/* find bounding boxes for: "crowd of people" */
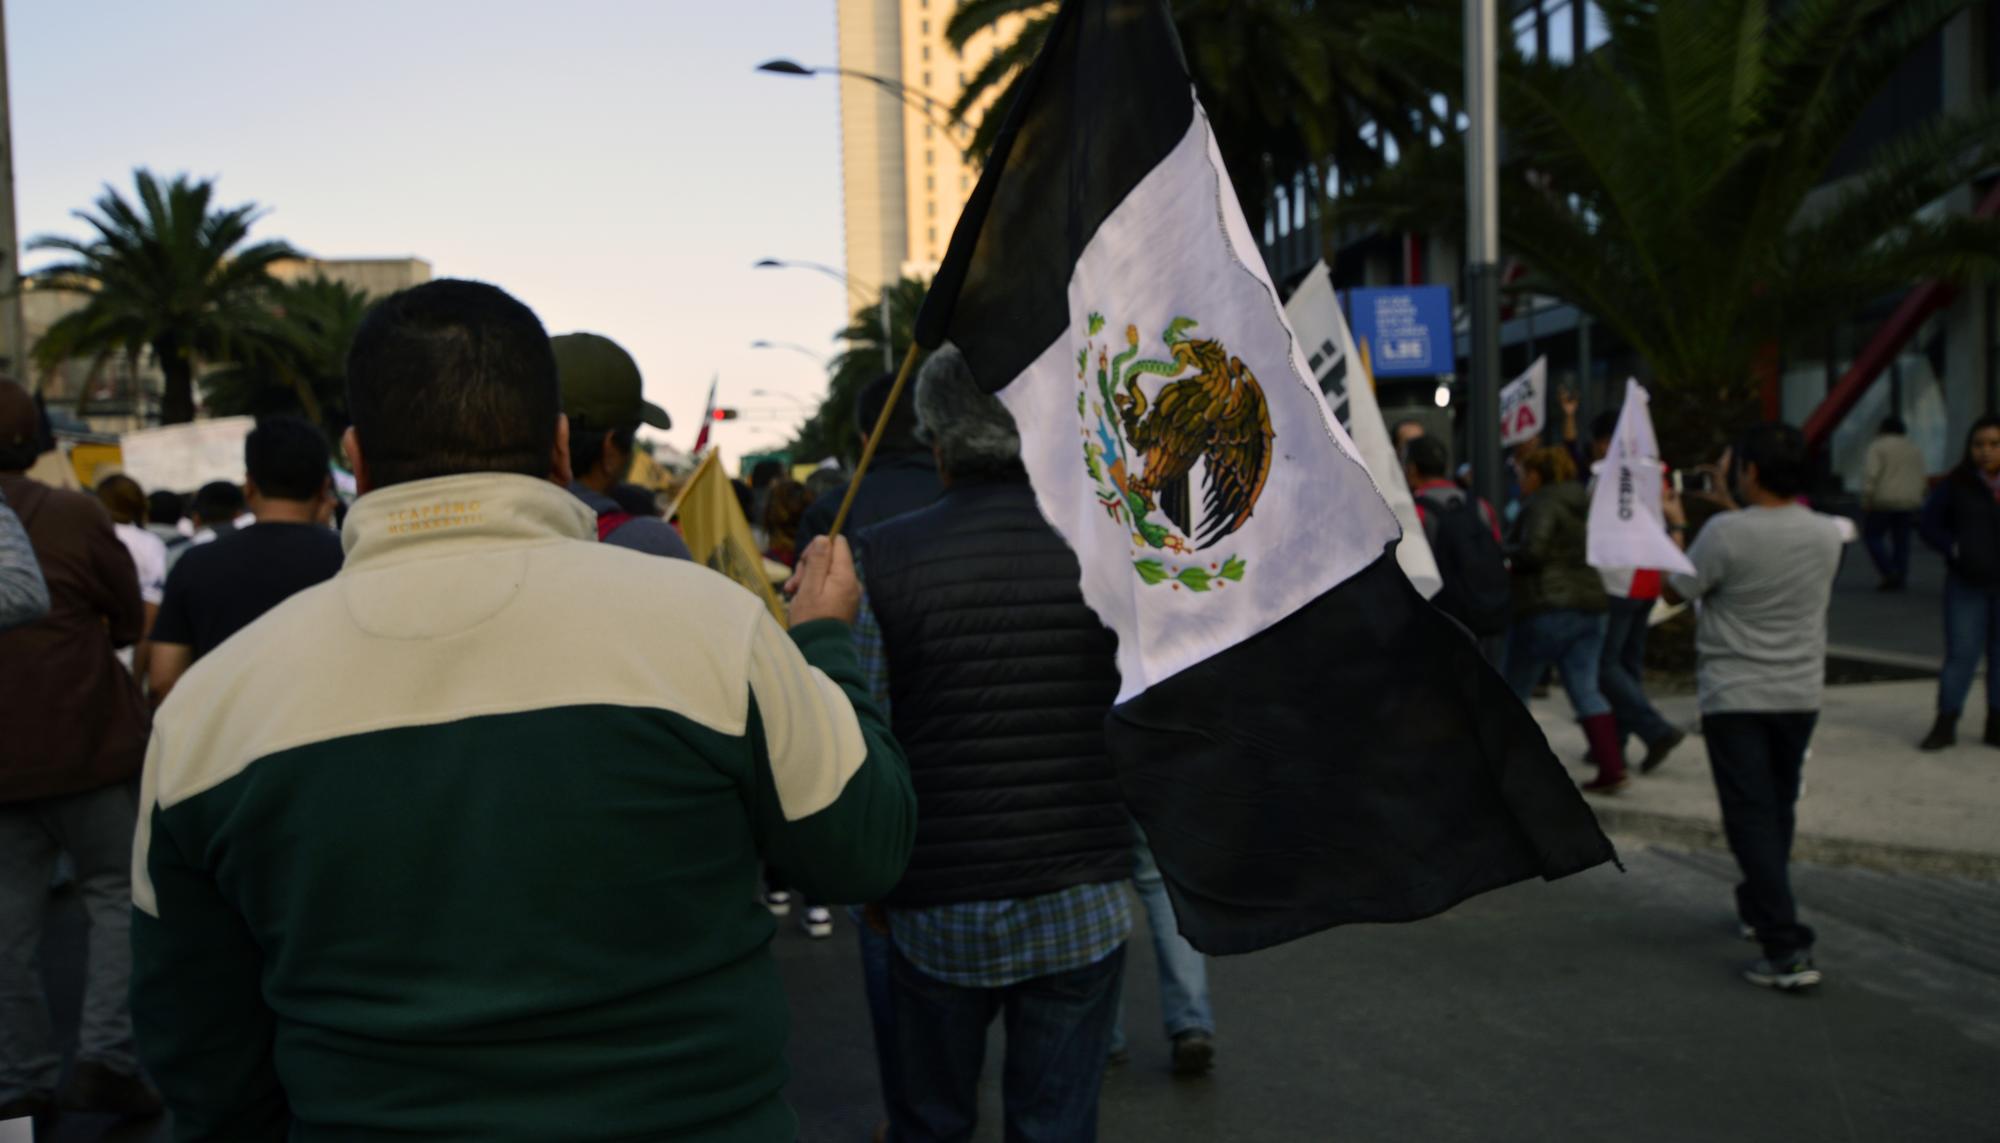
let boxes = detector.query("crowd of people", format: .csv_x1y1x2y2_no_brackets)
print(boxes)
0,272,1977,1136
0,279,1220,1141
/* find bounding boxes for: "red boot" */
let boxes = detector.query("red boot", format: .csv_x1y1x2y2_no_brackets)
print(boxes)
1580,713,1630,795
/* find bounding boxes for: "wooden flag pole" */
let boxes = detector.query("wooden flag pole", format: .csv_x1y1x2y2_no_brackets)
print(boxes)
828,339,924,541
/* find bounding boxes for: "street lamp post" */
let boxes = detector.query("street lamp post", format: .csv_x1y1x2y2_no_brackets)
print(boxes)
1463,0,1504,514
750,339,832,366
756,58,968,140
754,257,893,371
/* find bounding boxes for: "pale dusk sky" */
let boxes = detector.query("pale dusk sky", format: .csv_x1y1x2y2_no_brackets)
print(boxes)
10,0,859,463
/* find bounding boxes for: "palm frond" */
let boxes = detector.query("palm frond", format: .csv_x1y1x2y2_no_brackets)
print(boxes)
944,0,1052,51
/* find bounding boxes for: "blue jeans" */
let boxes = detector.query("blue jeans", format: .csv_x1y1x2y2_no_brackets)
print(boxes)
1939,574,2000,717
1862,511,1914,582
1503,609,1611,719
888,944,1125,1143
1110,837,1211,1054
1598,596,1676,747
857,920,902,1118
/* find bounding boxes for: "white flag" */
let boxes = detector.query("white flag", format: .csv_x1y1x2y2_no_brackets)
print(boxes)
1283,263,1443,600
1587,379,1695,576
1500,357,1548,447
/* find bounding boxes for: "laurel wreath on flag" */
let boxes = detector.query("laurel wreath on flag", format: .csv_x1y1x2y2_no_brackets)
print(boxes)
1076,312,1247,593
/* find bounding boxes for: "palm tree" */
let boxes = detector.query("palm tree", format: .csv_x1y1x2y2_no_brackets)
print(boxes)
29,170,299,424
788,278,931,464
943,0,1453,237
201,276,373,434
1351,0,2000,455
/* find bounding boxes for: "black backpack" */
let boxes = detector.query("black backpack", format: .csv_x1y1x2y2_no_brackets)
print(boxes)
1418,490,1513,637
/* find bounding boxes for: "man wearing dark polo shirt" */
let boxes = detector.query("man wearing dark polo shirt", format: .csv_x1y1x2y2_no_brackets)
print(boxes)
149,416,342,701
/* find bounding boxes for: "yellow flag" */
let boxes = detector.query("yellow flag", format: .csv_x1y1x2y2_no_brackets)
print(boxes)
669,451,787,623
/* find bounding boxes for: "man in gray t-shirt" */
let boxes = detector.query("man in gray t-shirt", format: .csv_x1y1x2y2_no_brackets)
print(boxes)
1666,424,1845,994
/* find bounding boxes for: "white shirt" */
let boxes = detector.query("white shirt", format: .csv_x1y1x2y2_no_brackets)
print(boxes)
114,522,168,606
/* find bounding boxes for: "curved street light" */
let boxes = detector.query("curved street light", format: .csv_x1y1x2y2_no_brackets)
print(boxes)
755,57,969,139
751,388,812,409
754,257,893,370
751,340,831,366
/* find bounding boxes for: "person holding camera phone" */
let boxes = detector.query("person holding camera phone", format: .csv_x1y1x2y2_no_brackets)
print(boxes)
1662,425,1844,992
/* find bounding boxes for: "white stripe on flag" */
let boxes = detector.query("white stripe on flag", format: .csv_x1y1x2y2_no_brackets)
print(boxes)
996,108,1402,704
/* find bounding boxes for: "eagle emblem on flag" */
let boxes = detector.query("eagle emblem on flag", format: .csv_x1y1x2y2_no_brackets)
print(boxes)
1077,313,1273,591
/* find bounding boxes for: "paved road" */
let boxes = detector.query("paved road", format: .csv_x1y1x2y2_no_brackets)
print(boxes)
1829,539,1945,667
33,840,1999,1142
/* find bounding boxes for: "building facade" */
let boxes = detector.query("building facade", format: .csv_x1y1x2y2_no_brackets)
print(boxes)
834,0,1023,299
270,256,431,299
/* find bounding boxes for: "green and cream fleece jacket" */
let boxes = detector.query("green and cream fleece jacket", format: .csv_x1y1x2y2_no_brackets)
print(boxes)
131,473,915,1142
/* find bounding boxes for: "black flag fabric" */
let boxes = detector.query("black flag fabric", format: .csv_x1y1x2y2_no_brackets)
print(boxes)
913,0,1615,954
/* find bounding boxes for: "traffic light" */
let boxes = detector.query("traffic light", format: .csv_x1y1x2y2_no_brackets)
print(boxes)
711,408,739,421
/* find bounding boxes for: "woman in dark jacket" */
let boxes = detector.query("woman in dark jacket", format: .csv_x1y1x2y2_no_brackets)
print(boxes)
1504,445,1625,792
1917,414,2000,750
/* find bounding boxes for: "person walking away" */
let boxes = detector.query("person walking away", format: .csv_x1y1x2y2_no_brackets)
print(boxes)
551,332,691,559
762,479,811,568
129,280,914,1140
1583,411,1687,773
1863,417,1928,591
1403,435,1510,662
0,486,49,630
747,459,784,549
857,347,1132,1143
1108,829,1215,1077
144,491,192,572
1664,424,1843,990
0,379,159,1119
186,480,248,545
761,471,837,939
1917,415,2000,750
146,416,344,704
1503,446,1625,793
1390,417,1427,452
796,371,944,554
95,475,167,678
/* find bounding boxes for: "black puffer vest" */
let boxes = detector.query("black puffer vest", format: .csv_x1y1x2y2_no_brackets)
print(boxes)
860,480,1133,908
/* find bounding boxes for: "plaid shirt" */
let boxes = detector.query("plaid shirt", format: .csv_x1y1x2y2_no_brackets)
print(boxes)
852,564,1132,988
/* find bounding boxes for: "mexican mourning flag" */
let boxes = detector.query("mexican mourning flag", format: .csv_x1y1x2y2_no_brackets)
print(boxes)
912,0,1614,954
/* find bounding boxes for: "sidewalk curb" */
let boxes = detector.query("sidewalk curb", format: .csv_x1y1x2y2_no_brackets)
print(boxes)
1591,803,2000,881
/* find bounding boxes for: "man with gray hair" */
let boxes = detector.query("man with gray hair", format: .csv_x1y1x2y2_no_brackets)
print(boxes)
851,345,1133,1142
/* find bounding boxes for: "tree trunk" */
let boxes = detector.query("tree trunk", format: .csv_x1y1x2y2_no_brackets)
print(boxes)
156,339,194,425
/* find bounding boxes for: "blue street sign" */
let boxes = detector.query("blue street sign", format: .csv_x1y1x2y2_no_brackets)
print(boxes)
1345,286,1454,377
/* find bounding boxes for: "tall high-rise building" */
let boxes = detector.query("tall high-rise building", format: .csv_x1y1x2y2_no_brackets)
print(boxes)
834,0,1023,307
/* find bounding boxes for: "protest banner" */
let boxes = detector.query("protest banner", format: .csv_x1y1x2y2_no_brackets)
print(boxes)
1284,261,1442,599
1500,357,1548,447
120,417,255,493
1587,379,1695,577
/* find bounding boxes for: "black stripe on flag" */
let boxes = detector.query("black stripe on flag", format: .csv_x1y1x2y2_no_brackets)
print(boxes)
915,0,1193,391
1110,556,1616,954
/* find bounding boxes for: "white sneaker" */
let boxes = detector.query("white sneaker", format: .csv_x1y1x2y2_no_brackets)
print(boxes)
763,890,793,917
801,907,834,939
1744,955,1823,991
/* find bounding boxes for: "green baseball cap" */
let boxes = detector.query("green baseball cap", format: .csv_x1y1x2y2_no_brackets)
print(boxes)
551,332,671,431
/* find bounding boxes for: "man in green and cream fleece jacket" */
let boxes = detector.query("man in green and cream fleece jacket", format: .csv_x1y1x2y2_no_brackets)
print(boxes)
130,279,916,1141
